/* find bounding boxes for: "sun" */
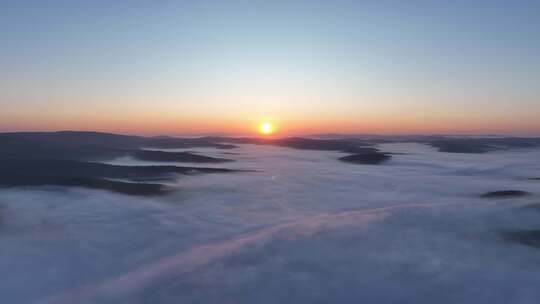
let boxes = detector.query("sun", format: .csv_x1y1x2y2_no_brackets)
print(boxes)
258,122,274,135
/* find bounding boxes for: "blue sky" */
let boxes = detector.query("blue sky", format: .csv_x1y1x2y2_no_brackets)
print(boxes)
1,0,539,135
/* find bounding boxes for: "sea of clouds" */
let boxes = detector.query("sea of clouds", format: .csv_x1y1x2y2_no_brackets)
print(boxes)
1,143,540,303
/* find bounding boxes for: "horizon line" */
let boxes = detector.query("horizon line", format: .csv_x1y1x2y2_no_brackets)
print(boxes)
2,129,540,139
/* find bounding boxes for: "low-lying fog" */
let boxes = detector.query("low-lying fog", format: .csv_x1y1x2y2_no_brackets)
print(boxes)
2,143,540,303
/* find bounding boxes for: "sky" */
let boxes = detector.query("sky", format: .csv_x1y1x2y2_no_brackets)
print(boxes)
1,0,539,136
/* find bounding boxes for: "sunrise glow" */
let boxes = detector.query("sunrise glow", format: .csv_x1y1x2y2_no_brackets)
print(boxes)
258,122,274,135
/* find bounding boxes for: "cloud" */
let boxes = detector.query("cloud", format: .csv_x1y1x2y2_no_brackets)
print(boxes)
2,143,540,303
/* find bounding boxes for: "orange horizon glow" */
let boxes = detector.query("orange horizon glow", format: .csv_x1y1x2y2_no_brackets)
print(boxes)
1,114,540,137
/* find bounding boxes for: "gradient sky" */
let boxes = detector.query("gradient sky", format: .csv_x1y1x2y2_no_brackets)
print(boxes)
1,0,540,136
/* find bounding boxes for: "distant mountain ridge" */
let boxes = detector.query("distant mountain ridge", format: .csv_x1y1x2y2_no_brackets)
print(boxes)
2,131,540,195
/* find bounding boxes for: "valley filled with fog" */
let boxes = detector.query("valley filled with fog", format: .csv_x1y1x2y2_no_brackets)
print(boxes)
2,143,540,303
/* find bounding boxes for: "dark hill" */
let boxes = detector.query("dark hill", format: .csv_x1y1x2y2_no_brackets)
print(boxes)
500,230,540,248
481,190,531,198
428,137,540,154
131,150,233,163
0,159,236,196
0,131,237,161
339,152,391,165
